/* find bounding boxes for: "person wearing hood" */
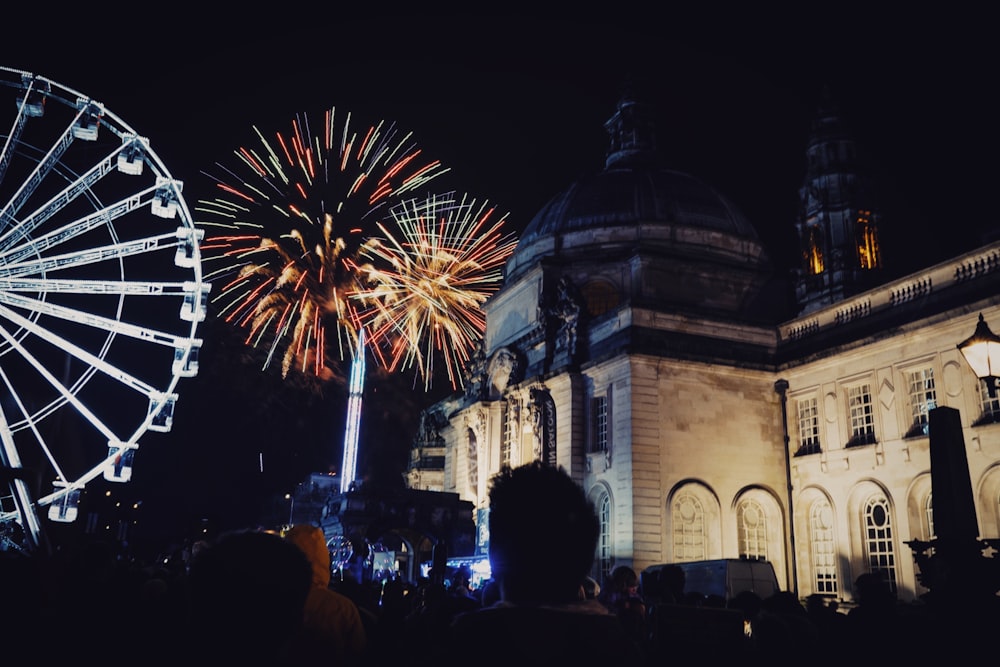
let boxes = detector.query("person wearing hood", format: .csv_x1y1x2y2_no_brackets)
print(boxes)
284,524,368,665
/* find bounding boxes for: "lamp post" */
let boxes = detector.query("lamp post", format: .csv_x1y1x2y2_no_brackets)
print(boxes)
907,313,1000,616
957,313,1000,398
285,493,295,526
774,378,799,594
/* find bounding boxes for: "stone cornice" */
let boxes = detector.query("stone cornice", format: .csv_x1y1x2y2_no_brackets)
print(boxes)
780,241,1000,344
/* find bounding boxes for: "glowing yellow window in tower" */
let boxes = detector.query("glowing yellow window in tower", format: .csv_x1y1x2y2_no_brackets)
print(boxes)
856,210,881,270
805,225,824,274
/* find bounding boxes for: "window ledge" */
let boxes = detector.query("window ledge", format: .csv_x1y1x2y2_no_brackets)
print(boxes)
973,413,1000,427
845,434,878,448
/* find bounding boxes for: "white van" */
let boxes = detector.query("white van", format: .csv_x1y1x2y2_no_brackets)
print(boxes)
642,558,780,602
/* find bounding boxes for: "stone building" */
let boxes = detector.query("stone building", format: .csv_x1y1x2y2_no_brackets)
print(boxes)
410,86,1000,604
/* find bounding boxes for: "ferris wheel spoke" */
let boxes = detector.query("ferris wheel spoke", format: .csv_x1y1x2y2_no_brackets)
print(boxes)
0,365,71,494
0,101,95,232
0,188,157,265
0,74,53,187
0,230,181,278
0,328,172,492
0,289,198,351
0,276,192,296
0,143,150,255
0,84,37,187
0,321,120,444
30,382,176,509
0,390,46,544
0,303,160,397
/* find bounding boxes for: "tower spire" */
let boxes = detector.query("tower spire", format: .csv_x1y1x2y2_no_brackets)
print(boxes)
793,86,883,314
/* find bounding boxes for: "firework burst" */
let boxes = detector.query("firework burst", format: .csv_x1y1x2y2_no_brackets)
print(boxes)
196,108,450,381
356,193,518,390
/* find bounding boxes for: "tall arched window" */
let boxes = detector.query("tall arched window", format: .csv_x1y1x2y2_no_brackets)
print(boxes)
672,493,706,561
597,493,612,585
863,493,898,593
810,499,838,595
806,225,825,274
924,493,935,540
856,210,881,270
737,498,767,561
501,402,515,468
466,428,478,496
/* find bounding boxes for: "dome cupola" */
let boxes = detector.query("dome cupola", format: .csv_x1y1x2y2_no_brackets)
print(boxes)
504,88,772,318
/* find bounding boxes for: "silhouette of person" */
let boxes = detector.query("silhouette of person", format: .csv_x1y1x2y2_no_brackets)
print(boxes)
447,564,482,614
599,565,648,651
184,529,313,666
804,593,848,643
284,524,368,666
728,589,788,659
441,462,644,666
761,590,820,653
846,572,904,660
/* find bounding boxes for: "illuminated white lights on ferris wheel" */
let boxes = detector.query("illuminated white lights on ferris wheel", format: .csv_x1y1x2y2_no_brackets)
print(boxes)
0,66,208,553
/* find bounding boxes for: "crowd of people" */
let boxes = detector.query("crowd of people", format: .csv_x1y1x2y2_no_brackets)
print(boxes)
3,461,997,665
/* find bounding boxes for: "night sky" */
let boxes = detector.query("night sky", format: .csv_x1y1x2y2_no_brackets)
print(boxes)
3,7,996,546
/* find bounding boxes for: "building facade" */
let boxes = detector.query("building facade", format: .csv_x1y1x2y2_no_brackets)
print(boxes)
411,88,1000,604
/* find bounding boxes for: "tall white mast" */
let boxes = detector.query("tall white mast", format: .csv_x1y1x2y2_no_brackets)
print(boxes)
340,330,365,492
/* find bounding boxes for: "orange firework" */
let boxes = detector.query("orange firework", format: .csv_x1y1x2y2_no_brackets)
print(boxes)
355,193,517,390
196,108,450,381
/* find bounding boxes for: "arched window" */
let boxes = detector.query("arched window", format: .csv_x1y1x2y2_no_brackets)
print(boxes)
809,499,838,595
925,493,935,540
672,493,706,561
501,402,515,468
466,428,478,496
856,210,881,270
597,493,612,584
805,225,825,274
863,493,897,594
737,498,767,561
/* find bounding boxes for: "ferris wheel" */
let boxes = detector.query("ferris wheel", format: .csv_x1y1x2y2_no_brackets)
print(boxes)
0,66,209,553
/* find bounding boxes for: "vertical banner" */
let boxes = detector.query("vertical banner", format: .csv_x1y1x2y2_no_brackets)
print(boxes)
476,507,490,555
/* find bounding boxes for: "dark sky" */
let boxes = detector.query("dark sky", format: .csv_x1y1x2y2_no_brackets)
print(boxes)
4,8,997,544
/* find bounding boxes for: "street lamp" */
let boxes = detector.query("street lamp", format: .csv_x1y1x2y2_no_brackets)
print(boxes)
957,312,1000,398
907,313,1000,615
284,493,295,526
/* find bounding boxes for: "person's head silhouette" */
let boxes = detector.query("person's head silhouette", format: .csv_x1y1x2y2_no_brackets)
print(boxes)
487,461,599,605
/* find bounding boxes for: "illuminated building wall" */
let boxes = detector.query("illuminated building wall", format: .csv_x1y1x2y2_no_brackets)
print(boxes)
414,89,1000,605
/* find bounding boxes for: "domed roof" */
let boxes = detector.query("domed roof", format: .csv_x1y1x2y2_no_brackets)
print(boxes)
505,93,769,280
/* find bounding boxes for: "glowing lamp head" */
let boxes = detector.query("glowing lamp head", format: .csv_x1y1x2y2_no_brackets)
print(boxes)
957,313,1000,398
